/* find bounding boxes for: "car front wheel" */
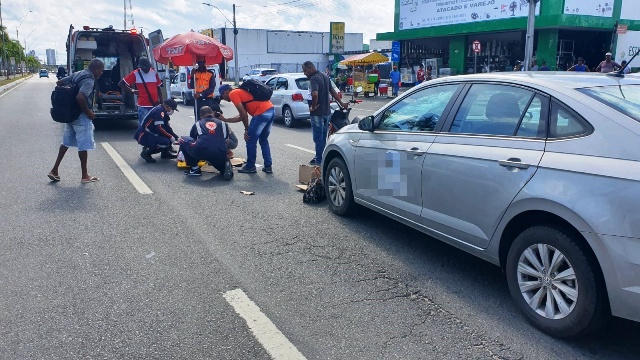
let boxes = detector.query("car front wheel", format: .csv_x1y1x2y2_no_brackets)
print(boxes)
283,106,295,128
324,157,356,216
505,225,609,338
182,93,188,105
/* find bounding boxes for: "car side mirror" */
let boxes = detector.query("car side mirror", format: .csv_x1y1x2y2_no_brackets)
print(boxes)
358,115,374,131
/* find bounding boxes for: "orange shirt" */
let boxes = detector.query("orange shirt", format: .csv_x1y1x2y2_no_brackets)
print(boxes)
229,89,273,116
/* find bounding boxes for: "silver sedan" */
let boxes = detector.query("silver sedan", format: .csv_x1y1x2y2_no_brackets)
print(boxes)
322,72,640,338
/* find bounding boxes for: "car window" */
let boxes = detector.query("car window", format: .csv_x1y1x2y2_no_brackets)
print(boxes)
515,95,547,138
578,85,640,123
295,78,310,90
378,84,459,132
180,73,186,82
276,77,288,90
549,101,589,138
450,84,534,136
265,77,277,89
262,70,278,76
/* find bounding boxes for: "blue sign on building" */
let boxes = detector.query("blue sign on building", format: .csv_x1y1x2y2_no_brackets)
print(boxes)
391,41,401,62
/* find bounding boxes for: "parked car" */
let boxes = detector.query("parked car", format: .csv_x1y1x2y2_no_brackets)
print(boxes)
39,69,49,78
243,68,278,83
322,72,640,338
170,64,221,105
264,73,342,127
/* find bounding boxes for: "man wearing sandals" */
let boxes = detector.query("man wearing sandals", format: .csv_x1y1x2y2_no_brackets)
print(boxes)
48,59,104,184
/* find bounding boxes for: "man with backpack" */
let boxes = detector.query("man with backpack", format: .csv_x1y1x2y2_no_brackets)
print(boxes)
179,106,234,180
118,57,162,127
302,61,348,166
218,82,274,174
48,59,104,184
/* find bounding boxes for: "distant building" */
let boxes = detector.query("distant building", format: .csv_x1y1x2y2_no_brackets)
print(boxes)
46,49,56,66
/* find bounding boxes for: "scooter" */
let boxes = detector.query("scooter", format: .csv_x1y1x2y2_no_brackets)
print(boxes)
327,86,363,140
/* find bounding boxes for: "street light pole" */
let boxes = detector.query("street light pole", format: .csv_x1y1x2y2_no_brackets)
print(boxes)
202,2,239,85
16,10,32,59
523,0,539,71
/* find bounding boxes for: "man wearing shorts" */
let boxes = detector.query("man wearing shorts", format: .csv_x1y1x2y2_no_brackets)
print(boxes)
48,59,104,184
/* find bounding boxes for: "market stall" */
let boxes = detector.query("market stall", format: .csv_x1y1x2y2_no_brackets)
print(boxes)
339,52,389,97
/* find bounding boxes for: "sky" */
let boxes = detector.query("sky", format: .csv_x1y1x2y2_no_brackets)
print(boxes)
1,0,395,65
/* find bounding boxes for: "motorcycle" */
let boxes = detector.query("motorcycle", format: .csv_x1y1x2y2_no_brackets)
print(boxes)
328,86,363,140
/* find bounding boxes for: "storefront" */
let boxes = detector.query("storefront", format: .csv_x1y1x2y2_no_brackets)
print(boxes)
378,0,640,79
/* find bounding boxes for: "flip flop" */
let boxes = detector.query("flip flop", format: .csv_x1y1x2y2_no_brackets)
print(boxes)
47,173,60,182
80,176,100,184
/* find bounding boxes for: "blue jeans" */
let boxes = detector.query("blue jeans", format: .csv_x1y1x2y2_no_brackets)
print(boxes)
311,114,330,162
392,83,400,96
138,106,153,127
246,108,275,168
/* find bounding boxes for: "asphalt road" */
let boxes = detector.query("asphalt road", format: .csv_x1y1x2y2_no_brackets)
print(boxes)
0,76,638,359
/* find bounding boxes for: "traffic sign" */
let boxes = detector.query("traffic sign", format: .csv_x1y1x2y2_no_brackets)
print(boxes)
473,40,481,53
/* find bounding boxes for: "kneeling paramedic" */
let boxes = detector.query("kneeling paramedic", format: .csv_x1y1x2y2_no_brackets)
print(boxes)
179,106,234,180
135,99,180,163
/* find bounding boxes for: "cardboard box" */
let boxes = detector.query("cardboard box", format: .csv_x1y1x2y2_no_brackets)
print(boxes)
298,165,319,184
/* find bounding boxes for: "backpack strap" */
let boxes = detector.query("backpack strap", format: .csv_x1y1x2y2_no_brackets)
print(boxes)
137,69,160,106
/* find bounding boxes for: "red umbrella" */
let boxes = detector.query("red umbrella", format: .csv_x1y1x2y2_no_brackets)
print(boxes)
153,31,234,66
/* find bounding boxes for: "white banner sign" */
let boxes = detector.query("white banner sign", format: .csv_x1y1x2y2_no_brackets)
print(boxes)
616,31,640,67
563,0,613,17
621,0,640,21
399,0,539,30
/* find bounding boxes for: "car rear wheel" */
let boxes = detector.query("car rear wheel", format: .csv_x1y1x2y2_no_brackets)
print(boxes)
325,158,356,216
283,106,295,128
506,225,609,338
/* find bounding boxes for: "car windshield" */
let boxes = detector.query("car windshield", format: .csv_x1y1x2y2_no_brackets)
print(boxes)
262,70,277,76
578,85,640,122
295,78,309,90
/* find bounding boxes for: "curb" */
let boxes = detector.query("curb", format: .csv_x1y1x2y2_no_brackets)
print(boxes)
0,75,33,94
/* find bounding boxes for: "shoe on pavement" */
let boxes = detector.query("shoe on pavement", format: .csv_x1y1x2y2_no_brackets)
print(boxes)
168,145,178,154
140,148,156,163
262,166,272,174
237,165,257,173
309,159,320,166
161,151,178,159
222,160,234,180
184,168,202,176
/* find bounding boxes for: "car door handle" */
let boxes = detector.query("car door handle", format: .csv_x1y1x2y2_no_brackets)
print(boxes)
499,158,530,169
406,147,426,156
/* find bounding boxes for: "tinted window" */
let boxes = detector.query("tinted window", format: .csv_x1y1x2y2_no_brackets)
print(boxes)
276,77,288,90
450,84,535,136
578,85,640,122
295,78,310,90
515,95,547,138
378,84,458,132
262,70,278,76
265,77,277,89
180,73,186,82
549,101,589,138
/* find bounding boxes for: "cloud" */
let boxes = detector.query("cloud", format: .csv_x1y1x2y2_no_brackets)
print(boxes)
7,0,394,63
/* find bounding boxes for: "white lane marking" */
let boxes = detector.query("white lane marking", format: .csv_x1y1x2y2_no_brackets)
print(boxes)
284,144,315,155
0,79,29,98
101,142,153,194
223,289,306,360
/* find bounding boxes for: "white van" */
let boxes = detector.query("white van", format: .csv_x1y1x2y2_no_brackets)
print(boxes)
170,64,221,105
65,25,164,120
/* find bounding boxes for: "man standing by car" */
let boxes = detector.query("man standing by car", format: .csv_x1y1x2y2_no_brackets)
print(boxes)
119,57,162,127
48,59,104,184
303,61,348,166
596,52,621,73
190,57,220,121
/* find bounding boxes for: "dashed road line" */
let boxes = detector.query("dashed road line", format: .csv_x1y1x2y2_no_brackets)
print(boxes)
101,142,153,194
284,144,315,154
223,288,306,360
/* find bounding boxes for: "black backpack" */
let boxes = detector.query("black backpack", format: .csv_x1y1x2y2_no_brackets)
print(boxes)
303,177,326,204
50,75,89,123
239,79,273,102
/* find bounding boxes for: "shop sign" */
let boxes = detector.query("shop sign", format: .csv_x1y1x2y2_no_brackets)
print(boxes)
473,40,481,53
391,41,401,62
616,31,640,67
621,0,640,21
398,0,539,30
563,0,613,17
330,22,345,54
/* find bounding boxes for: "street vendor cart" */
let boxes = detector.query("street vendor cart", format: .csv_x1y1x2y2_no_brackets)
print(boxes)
339,52,389,98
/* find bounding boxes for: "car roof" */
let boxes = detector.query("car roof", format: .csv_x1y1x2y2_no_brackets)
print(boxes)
433,72,640,91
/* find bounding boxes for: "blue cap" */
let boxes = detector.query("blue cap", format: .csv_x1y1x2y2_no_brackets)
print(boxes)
219,84,232,96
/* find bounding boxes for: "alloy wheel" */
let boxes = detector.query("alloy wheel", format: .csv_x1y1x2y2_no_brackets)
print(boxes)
328,166,346,206
517,244,579,320
283,108,293,127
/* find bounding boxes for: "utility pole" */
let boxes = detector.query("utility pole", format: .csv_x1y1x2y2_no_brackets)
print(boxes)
523,0,539,71
233,4,238,85
124,0,126,29
0,0,7,78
